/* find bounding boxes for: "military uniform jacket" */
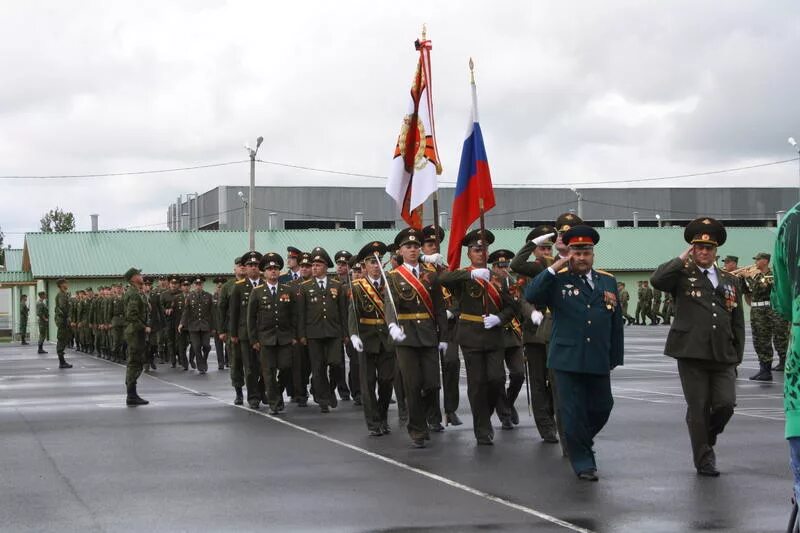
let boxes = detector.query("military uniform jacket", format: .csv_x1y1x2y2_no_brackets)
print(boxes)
510,241,551,279
651,258,744,364
501,278,524,348
744,269,774,303
297,278,348,340
217,279,237,336
173,292,189,331
525,267,624,375
180,290,214,332
55,292,70,328
229,278,260,341
110,296,125,327
247,283,296,346
148,290,165,333
36,301,47,326
20,302,29,322
383,265,447,348
439,269,516,350
652,288,662,307
160,289,181,326
348,278,392,353
123,287,148,334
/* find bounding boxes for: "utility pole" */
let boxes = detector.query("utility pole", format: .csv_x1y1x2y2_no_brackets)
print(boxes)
789,137,800,201
244,136,263,250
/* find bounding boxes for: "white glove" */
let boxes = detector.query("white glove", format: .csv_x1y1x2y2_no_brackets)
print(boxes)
438,342,448,353
421,253,445,266
388,323,406,342
530,310,544,325
446,309,454,320
483,314,501,329
350,335,364,352
470,268,491,282
532,232,556,246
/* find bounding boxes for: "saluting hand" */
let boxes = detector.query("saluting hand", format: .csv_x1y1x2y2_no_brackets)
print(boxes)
550,251,572,272
679,245,693,262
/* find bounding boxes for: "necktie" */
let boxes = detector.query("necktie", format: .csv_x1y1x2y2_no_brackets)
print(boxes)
413,267,418,278
319,281,325,290
703,269,709,277
293,273,298,280
271,286,276,297
374,281,380,291
580,274,588,285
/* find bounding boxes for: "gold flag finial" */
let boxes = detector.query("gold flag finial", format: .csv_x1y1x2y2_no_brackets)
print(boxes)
469,57,475,84
421,24,427,40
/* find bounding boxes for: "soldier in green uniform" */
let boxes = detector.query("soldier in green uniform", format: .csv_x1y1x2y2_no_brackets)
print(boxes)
230,251,267,409
661,292,673,325
419,224,462,428
440,230,516,445
618,283,634,325
349,241,396,436
212,277,228,370
109,285,126,363
248,253,297,415
147,278,165,366
651,287,662,325
69,290,80,350
745,252,790,379
36,292,48,353
633,281,644,325
488,249,526,431
383,228,448,448
19,294,29,345
54,279,74,369
511,224,560,444
123,268,150,406
160,277,180,367
297,247,349,413
278,247,303,284
218,257,246,403
651,217,744,476
180,276,214,374
332,250,356,403
290,253,313,406
526,225,624,480
640,281,654,325
176,280,192,369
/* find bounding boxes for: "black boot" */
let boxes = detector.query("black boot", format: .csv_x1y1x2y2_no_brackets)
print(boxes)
749,362,773,382
126,384,149,406
773,357,786,372
234,387,244,405
58,355,73,369
38,343,48,354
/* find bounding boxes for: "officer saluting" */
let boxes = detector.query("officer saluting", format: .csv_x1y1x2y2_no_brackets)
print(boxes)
525,225,624,481
248,253,297,415
651,217,744,477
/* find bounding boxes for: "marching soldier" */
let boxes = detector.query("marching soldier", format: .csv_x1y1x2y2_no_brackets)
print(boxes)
141,281,157,370
290,253,313,406
419,224,461,429
633,281,644,325
651,287,662,325
55,280,73,369
230,251,267,409
525,225,624,480
618,282,634,325
349,241,395,436
160,277,181,368
488,249,526,431
212,277,228,370
440,230,516,445
279,247,304,284
148,278,165,365
248,253,297,415
510,224,560,444
180,276,214,374
19,294,29,345
218,257,246,404
745,252,790,379
651,217,744,476
109,285,126,363
68,290,79,350
176,280,192,369
383,228,448,448
36,292,48,354
123,268,150,406
661,292,673,325
640,281,654,325
333,250,357,404
297,247,348,413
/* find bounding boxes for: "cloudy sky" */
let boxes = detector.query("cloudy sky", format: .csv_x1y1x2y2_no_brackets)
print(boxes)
1,1,799,247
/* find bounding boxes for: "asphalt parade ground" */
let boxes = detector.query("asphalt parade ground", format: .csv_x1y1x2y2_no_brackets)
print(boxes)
0,326,791,533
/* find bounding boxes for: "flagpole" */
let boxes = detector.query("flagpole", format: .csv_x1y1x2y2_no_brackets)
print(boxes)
471,58,490,316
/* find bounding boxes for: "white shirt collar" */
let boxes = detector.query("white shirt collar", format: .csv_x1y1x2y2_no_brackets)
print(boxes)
369,276,382,285
402,263,419,274
248,277,260,285
267,281,278,290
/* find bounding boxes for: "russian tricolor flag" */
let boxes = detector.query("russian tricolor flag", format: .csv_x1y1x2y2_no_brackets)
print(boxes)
447,75,496,270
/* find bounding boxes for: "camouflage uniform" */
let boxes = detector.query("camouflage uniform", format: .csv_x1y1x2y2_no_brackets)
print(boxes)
746,269,790,366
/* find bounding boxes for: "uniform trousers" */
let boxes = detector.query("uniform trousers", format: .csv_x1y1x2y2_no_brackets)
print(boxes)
213,333,226,369
125,329,146,388
189,330,211,372
751,307,790,364
427,342,460,424
229,340,244,389
395,346,440,441
309,337,342,408
176,329,190,368
554,370,613,475
499,344,525,421
524,342,558,438
57,325,70,357
259,344,293,409
240,341,264,403
292,343,311,401
358,348,395,431
462,347,506,440
676,358,736,469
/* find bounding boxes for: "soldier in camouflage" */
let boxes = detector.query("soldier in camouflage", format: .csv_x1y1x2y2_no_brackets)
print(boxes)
746,252,790,380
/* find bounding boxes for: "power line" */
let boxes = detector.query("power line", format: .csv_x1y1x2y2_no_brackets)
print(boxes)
582,198,783,218
0,160,249,180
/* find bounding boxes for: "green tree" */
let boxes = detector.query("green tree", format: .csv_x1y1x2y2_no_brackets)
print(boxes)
40,207,75,233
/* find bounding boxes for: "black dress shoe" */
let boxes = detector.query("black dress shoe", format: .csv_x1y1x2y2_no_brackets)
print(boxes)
445,412,463,426
697,464,720,477
411,439,426,449
501,417,514,430
428,422,445,432
59,361,73,369
353,397,362,406
510,407,519,425
190,359,196,369
320,405,330,413
542,432,559,444
577,470,599,482
369,429,383,437
380,422,391,435
340,393,351,401
330,395,338,408
248,401,260,410
38,349,48,354
126,396,149,406
269,407,280,415
298,398,308,407
476,437,494,446
218,366,225,371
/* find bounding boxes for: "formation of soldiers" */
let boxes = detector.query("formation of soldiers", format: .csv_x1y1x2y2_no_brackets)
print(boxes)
35,211,787,481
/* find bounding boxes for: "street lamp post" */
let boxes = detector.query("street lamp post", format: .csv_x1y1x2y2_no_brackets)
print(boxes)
570,188,583,219
789,137,799,201
245,136,264,250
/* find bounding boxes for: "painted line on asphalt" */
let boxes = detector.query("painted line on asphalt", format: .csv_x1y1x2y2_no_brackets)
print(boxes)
85,353,593,533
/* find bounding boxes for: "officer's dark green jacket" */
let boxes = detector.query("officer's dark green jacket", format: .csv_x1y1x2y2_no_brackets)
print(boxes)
247,283,296,346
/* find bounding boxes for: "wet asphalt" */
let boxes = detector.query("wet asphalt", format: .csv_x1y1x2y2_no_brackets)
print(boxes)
0,326,792,533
